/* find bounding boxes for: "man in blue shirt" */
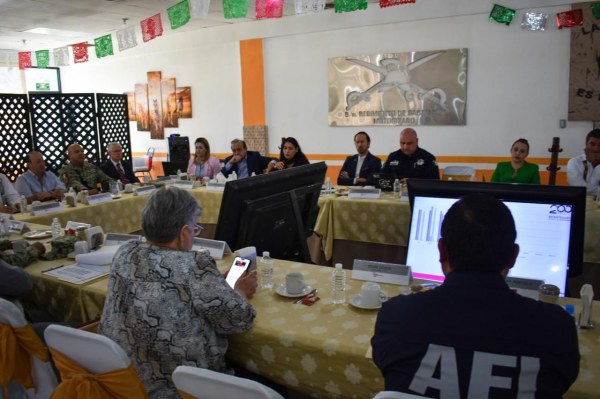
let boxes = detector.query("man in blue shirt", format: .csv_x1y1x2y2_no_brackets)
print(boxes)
372,193,579,399
16,151,66,203
221,139,274,179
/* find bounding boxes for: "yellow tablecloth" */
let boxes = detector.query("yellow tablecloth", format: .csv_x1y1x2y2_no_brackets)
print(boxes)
23,253,600,399
14,189,223,234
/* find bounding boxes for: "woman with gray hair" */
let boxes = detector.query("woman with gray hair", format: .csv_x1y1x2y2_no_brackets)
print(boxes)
99,186,257,398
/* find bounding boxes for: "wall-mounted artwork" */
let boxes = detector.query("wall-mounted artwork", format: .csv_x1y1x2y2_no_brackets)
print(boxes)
176,87,192,118
161,77,178,128
147,71,164,139
134,84,149,131
129,72,192,139
125,92,136,121
328,48,468,126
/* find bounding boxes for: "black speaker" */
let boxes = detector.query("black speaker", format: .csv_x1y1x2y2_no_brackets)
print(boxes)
168,136,190,164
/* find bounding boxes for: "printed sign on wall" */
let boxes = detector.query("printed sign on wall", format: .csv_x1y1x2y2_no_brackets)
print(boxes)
328,48,468,126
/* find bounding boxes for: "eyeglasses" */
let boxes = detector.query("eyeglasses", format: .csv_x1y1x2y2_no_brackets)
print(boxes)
189,223,205,236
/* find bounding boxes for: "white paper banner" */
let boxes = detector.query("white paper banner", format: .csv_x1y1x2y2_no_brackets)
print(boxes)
117,25,138,52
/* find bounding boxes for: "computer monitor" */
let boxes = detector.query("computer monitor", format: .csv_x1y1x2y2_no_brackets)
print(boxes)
215,162,327,262
161,161,188,177
406,180,586,296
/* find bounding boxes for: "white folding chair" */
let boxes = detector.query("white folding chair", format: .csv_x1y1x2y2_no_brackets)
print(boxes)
43,324,147,398
442,165,476,181
172,365,285,399
373,391,434,399
0,298,57,399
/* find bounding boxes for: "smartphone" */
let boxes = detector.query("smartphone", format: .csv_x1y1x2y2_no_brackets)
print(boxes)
225,256,252,288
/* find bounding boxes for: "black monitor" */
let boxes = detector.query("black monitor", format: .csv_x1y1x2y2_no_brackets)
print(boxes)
215,162,328,262
161,161,188,176
406,180,586,296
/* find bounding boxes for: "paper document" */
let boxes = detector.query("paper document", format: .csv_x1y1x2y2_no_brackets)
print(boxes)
44,262,109,284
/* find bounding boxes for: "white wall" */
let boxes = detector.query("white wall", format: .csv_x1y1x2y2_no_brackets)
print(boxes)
59,0,593,164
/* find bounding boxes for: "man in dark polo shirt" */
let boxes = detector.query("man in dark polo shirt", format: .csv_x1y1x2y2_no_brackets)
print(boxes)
381,128,439,182
372,193,579,399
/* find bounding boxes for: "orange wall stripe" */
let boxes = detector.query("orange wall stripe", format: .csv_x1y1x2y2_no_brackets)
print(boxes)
239,39,266,126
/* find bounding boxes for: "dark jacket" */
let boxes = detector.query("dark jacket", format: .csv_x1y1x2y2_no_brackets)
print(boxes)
100,159,139,184
337,152,382,186
221,151,274,178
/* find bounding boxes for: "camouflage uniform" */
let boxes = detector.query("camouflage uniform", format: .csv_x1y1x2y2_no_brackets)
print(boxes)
0,240,43,268
58,161,113,192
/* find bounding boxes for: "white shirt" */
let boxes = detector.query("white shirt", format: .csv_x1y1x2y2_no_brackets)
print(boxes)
0,174,20,206
567,153,600,195
354,155,366,185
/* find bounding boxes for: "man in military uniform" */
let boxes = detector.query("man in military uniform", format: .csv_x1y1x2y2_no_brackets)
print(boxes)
58,144,113,194
382,128,440,182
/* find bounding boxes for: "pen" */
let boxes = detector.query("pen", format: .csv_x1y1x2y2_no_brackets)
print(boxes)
42,264,65,273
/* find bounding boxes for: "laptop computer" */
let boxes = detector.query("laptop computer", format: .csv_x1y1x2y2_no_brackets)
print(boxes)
161,161,188,177
372,173,397,191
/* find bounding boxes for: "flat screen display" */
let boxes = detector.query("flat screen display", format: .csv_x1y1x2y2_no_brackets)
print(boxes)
406,180,586,296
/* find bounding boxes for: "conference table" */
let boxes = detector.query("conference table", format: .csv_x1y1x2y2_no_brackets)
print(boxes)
18,240,600,399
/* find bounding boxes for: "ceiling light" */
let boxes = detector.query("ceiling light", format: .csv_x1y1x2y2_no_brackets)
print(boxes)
22,28,89,38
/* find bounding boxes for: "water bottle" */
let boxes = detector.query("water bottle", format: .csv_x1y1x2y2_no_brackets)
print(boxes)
259,251,274,289
331,263,346,304
19,195,28,214
51,217,62,238
324,177,332,195
393,179,401,199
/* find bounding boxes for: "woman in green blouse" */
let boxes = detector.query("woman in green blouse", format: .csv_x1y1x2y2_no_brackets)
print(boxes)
491,138,540,184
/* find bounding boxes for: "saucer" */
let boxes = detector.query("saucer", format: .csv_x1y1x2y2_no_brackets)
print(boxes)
349,293,386,310
275,284,313,298
23,230,52,239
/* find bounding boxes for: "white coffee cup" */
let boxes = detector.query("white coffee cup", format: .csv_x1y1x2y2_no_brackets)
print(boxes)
202,176,210,186
285,272,306,295
124,183,133,193
359,282,384,308
74,241,90,256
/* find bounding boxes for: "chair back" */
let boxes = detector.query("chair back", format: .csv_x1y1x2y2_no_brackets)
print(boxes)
132,156,150,173
172,366,285,399
0,298,58,399
44,325,147,398
44,325,131,374
442,165,476,181
373,391,434,399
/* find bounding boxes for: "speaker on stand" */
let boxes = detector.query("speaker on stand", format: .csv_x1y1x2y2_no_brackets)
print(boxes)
168,135,190,164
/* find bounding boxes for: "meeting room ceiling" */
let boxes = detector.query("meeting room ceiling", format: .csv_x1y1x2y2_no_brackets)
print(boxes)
0,0,346,52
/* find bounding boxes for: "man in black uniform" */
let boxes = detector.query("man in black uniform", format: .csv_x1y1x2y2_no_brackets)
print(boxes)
381,128,439,182
372,193,579,399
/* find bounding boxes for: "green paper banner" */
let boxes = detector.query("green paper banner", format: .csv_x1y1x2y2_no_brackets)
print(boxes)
489,4,515,25
334,0,367,13
168,0,191,29
591,2,600,19
95,34,114,58
35,50,50,68
223,0,248,18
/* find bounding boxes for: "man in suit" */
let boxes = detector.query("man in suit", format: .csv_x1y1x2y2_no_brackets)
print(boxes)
338,131,382,186
100,142,139,184
221,139,274,179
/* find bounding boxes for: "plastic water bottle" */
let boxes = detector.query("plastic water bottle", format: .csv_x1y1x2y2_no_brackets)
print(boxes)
51,217,62,238
331,263,346,304
324,177,332,195
259,251,274,289
393,179,401,199
19,195,27,214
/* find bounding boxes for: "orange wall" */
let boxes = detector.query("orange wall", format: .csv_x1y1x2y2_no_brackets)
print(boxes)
239,39,266,126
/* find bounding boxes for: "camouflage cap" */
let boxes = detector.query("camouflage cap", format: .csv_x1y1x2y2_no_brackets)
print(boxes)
41,235,80,260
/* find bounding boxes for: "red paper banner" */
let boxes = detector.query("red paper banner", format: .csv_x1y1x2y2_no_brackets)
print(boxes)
380,0,415,8
556,9,584,28
18,52,32,69
72,42,89,63
256,0,284,18
141,13,164,42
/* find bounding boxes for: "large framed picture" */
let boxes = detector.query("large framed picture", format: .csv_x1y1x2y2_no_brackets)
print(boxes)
328,48,468,126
